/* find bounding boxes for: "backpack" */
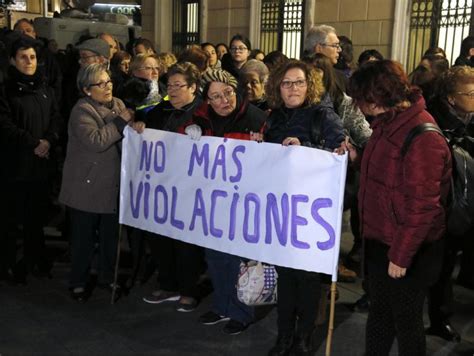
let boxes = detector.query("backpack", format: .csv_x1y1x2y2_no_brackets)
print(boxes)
401,123,474,237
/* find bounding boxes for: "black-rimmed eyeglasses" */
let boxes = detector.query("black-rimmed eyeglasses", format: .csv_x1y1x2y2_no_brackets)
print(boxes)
89,80,113,89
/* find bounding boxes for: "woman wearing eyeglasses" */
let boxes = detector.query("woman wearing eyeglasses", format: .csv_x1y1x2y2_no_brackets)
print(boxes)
221,34,251,79
140,62,204,311
264,60,345,356
188,69,267,335
60,64,143,302
426,65,474,342
118,53,164,121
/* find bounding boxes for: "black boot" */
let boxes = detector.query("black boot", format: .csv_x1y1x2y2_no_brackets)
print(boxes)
291,332,313,356
267,333,294,356
426,322,461,343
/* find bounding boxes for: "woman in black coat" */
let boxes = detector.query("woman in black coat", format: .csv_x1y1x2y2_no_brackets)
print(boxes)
0,35,61,282
264,60,345,356
140,62,204,311
426,65,474,342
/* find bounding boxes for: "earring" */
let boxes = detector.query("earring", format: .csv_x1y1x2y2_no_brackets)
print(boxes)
87,92,91,96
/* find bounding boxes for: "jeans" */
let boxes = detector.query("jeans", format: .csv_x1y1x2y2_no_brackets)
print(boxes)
205,249,254,324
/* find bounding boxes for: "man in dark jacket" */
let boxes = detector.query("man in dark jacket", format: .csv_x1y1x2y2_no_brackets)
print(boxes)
304,24,347,91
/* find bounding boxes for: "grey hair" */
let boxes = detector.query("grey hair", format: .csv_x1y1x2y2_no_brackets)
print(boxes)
76,63,109,94
304,25,337,52
241,59,270,83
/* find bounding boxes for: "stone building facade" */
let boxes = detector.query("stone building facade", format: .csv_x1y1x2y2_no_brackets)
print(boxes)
142,0,400,65
8,0,471,70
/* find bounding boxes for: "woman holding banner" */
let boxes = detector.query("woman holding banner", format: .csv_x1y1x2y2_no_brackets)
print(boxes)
60,64,143,302
141,62,204,311
188,68,267,335
263,60,345,356
344,60,451,355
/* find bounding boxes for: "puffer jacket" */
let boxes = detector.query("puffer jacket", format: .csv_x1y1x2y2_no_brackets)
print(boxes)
264,94,345,150
59,96,128,214
359,95,452,268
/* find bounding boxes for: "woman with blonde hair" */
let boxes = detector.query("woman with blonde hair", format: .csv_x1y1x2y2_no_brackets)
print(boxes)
264,60,345,356
119,53,163,120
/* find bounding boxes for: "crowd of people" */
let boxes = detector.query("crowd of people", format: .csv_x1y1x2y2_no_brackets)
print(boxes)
0,18,473,356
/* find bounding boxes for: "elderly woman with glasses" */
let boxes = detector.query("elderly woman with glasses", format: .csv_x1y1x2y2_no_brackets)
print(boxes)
264,60,345,356
188,69,267,335
139,62,204,311
118,53,164,121
60,64,143,302
426,65,474,342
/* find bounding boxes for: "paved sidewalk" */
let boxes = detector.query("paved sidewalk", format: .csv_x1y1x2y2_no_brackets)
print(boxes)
0,231,473,355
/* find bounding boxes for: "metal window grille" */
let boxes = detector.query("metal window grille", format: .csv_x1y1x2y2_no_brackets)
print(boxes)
172,0,200,55
407,0,473,72
260,0,305,59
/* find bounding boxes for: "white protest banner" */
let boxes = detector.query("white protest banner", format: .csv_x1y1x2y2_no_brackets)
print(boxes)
119,127,347,279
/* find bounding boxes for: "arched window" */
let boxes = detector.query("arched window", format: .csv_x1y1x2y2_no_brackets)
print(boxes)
407,0,472,71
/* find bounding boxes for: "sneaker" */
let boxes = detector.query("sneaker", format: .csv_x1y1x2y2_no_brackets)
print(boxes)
198,311,230,325
222,319,248,335
176,298,198,313
143,290,180,304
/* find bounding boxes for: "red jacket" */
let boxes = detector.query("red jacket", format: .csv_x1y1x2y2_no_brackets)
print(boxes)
358,96,452,268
